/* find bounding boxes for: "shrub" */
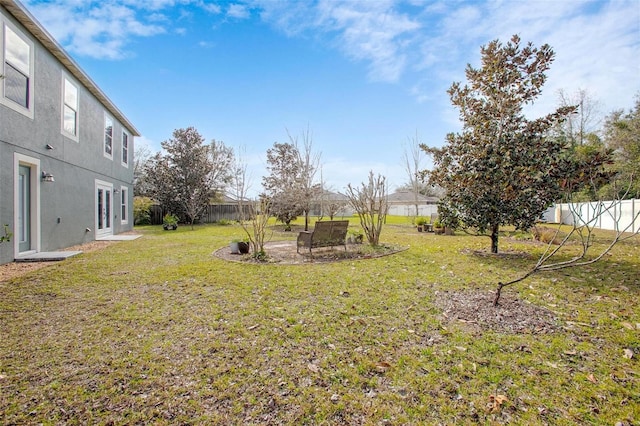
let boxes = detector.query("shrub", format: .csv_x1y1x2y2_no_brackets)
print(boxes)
531,226,564,245
134,197,154,225
0,224,11,243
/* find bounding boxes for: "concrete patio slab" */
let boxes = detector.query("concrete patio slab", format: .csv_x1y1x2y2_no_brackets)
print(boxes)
96,234,142,241
15,251,83,262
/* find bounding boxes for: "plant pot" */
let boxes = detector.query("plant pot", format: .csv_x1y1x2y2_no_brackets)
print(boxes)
238,241,250,254
229,242,240,254
163,224,177,230
417,225,423,232
434,227,444,235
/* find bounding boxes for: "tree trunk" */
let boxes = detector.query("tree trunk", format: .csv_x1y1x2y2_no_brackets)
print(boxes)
304,210,309,231
491,223,499,254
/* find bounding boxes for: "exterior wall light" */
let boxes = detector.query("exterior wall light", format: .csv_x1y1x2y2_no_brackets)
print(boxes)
41,171,55,182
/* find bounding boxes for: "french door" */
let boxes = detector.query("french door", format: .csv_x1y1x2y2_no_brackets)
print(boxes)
96,181,113,238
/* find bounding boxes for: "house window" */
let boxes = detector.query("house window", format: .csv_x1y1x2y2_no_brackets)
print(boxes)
104,115,113,159
1,20,34,117
120,187,128,224
62,77,79,139
121,131,129,166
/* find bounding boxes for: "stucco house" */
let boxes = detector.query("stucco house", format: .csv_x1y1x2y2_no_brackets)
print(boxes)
0,0,139,265
387,189,439,217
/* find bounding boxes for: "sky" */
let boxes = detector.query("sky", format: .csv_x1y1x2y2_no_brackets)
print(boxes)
23,0,640,195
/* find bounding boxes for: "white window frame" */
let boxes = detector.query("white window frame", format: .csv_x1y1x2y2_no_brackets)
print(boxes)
120,186,128,225
121,130,129,167
61,74,79,141
0,15,35,119
104,113,113,160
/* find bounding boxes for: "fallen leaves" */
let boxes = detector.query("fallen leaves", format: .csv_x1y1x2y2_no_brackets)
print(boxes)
487,394,509,413
374,361,391,373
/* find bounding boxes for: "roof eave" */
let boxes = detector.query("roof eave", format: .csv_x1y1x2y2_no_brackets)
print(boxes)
1,0,141,137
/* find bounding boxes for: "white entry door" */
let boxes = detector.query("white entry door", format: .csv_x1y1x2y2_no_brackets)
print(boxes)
96,181,113,238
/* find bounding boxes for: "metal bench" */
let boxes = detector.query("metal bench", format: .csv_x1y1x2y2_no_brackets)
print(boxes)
296,220,349,254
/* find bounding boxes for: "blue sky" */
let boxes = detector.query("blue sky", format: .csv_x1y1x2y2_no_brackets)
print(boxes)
24,0,640,194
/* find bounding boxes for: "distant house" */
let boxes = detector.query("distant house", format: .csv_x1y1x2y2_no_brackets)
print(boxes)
309,190,354,218
0,0,140,265
386,190,439,217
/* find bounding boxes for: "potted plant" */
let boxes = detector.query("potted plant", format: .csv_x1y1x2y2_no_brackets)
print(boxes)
433,220,444,235
162,214,178,230
347,228,364,244
238,240,250,254
416,217,427,232
230,238,250,254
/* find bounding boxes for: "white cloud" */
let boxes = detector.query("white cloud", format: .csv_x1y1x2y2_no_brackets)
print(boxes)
227,4,250,19
25,0,639,114
26,1,165,59
408,0,640,116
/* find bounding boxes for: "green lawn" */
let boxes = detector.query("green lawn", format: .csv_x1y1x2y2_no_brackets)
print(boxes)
1,218,638,425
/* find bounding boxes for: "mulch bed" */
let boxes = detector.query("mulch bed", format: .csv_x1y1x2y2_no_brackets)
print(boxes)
213,240,405,264
434,289,559,334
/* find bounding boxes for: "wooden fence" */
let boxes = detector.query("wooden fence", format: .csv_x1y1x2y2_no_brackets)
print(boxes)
149,204,251,225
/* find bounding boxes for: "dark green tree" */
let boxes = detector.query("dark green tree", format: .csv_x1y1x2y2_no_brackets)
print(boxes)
145,127,233,228
422,35,576,253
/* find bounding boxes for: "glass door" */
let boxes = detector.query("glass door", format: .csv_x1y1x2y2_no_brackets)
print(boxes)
18,165,31,252
96,182,113,238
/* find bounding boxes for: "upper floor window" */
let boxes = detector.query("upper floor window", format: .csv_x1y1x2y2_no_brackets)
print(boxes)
1,20,34,117
104,114,113,159
121,131,129,167
62,76,79,139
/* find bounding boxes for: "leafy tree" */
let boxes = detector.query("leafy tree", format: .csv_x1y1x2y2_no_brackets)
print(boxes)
563,139,615,201
346,172,389,247
262,142,304,230
133,196,154,225
422,35,576,253
145,127,232,228
144,152,175,214
601,95,640,199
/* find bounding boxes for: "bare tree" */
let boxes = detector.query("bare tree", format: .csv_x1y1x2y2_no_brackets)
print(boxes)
231,150,271,259
208,139,235,201
557,88,602,146
494,181,640,306
133,143,153,196
346,172,389,247
402,131,425,217
287,127,322,231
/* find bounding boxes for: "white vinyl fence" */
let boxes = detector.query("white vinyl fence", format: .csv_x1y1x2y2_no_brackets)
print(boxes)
543,199,640,233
